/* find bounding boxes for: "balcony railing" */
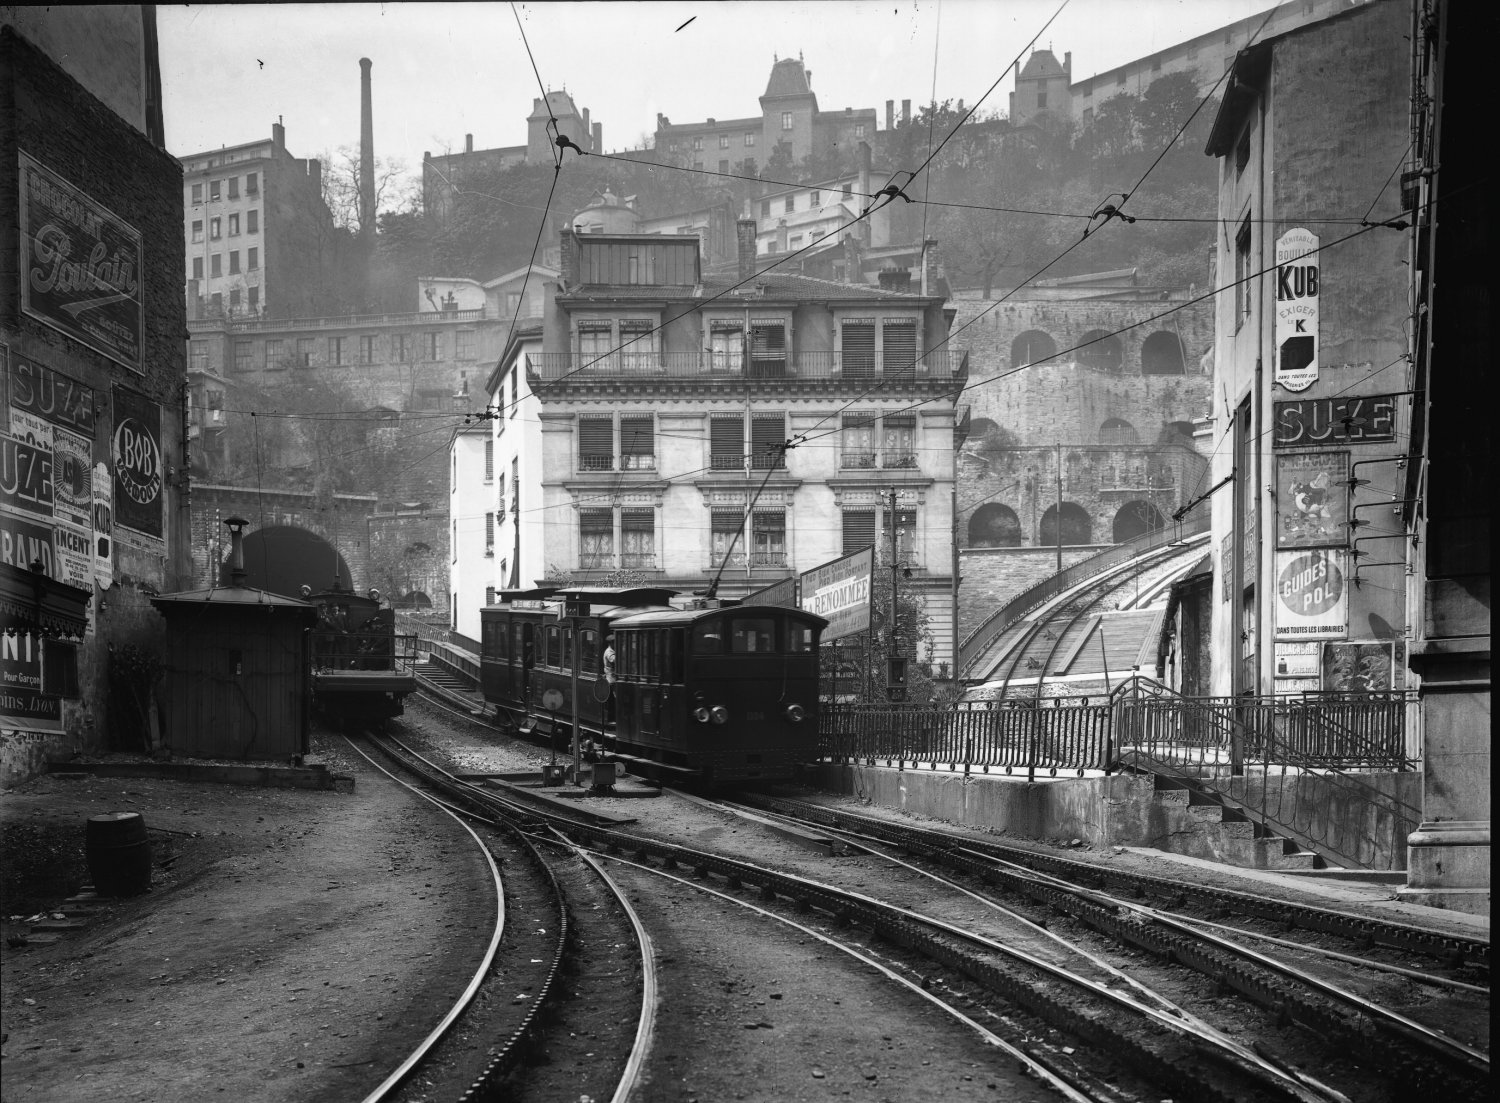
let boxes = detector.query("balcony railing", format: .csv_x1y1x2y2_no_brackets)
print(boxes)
841,452,877,469
223,308,487,332
528,349,967,383
620,553,657,570
750,551,788,568
579,553,614,570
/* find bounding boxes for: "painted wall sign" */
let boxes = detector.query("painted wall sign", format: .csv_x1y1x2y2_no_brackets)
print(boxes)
111,388,162,539
1,431,55,518
1274,549,1348,639
51,426,92,528
1220,533,1233,603
0,511,57,577
52,520,93,592
92,460,114,587
1273,228,1319,392
799,547,873,641
1274,639,1322,680
19,153,144,371
2,352,97,434
1273,394,1397,447
1,631,62,733
1276,451,1349,548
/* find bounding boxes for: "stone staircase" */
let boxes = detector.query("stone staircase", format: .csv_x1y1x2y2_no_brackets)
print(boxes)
414,659,489,714
1150,775,1324,871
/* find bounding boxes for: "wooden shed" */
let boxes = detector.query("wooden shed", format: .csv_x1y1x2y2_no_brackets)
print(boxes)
150,519,316,761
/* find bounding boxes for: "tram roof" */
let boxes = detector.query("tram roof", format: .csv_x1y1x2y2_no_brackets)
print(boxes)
610,603,829,629
550,585,681,606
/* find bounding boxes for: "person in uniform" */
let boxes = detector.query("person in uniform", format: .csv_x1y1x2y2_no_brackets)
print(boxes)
602,633,617,725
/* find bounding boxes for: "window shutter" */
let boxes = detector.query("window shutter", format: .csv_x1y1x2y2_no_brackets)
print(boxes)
842,510,877,555
749,324,786,375
711,416,744,468
579,417,614,470
620,415,654,468
841,322,876,376
882,320,917,373
750,414,786,469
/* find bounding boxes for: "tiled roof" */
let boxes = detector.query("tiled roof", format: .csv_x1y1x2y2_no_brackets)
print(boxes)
1019,49,1067,80
763,57,812,98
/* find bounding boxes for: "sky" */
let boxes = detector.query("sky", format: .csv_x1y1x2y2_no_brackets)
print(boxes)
157,0,1279,185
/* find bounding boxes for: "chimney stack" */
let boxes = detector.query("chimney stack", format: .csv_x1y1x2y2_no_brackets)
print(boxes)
465,133,473,153
359,58,375,237
308,158,322,195
592,121,603,154
1064,51,1072,78
886,100,894,131
736,218,758,281
582,106,590,145
902,99,911,125
922,237,940,297
776,219,788,254
559,228,578,285
877,267,912,293
272,119,285,152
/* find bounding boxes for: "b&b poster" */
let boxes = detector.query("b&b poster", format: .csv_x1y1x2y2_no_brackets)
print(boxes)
111,387,162,539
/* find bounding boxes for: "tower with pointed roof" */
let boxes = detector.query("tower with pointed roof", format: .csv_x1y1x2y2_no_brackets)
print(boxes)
1009,48,1072,127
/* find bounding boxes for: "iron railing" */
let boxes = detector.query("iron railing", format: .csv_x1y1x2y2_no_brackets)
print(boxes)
526,349,968,383
958,507,1211,679
224,308,488,332
1110,677,1420,870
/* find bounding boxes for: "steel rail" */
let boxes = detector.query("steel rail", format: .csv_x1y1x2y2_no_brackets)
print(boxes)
343,737,508,1103
596,853,1106,1103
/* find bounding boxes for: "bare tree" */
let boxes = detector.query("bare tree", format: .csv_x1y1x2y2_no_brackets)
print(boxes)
318,145,418,234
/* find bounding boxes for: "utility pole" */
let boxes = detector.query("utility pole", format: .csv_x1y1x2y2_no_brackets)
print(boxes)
887,486,907,701
1055,440,1063,573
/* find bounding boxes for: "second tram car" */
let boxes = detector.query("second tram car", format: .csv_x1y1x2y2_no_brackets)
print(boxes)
307,583,418,724
480,587,825,783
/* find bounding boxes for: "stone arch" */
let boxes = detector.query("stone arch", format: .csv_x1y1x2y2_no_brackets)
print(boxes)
968,417,1000,438
395,590,433,610
229,525,352,598
1010,329,1057,368
1077,330,1123,372
1099,417,1139,445
1039,502,1092,546
1112,500,1166,542
968,504,1022,548
1140,331,1186,375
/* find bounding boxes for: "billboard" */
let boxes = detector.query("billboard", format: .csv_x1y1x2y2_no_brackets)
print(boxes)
1276,451,1349,548
1274,228,1319,392
799,547,873,641
1274,549,1348,640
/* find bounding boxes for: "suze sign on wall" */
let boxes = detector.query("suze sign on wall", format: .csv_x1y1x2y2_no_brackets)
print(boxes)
1273,394,1397,447
1274,229,1319,393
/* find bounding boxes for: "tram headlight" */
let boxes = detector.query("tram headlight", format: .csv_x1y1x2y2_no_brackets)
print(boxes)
784,703,806,723
710,705,729,725
693,707,712,724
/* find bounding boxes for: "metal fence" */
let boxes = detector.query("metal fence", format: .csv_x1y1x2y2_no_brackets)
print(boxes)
820,696,1114,777
526,349,968,383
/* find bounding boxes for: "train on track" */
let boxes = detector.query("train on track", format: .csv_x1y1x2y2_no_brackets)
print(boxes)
479,586,827,784
306,582,419,726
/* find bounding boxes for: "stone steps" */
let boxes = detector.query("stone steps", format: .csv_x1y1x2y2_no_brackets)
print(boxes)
1151,781,1326,871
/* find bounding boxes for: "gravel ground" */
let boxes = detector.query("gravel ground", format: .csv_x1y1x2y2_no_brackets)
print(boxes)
0,728,495,1103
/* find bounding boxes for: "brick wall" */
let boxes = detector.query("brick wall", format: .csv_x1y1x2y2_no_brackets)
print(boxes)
2,25,188,782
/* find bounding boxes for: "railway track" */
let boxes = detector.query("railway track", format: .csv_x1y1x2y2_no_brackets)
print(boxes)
733,793,1490,1099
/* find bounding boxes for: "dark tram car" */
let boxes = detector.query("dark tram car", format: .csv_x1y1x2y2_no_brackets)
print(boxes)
480,586,825,784
610,604,826,784
307,583,418,724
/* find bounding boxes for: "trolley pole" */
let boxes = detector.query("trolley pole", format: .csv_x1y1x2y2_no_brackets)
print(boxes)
569,614,581,785
1055,440,1063,573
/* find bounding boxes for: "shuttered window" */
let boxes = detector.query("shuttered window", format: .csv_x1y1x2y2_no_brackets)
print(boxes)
882,320,917,374
579,417,614,471
843,510,877,555
841,321,876,376
711,416,744,469
750,414,786,469
842,412,876,468
712,510,745,566
882,414,916,467
749,323,787,377
620,415,654,469
752,510,786,566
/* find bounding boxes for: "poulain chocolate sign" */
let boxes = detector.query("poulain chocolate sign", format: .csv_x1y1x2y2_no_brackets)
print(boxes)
1274,228,1319,393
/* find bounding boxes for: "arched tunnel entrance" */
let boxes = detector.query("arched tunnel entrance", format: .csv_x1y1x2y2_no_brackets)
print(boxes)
224,525,353,599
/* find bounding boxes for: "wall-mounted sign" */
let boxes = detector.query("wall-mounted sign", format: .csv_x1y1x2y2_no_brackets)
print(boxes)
1274,639,1321,679
19,153,144,371
51,426,92,528
1322,640,1394,693
1274,549,1348,639
1,631,62,733
1273,394,1398,448
1276,451,1349,548
2,352,96,435
1273,228,1319,393
92,460,114,587
1,430,55,519
800,547,872,641
111,388,162,539
1,511,56,577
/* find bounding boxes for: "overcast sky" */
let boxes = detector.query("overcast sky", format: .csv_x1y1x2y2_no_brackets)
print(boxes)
158,0,1277,182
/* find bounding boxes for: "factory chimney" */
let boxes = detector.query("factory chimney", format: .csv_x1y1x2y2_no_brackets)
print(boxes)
359,58,375,237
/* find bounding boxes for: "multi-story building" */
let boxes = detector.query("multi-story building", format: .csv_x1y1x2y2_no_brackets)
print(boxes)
452,223,967,672
655,55,876,174
179,121,343,319
423,91,602,222
3,12,189,783
1008,48,1073,128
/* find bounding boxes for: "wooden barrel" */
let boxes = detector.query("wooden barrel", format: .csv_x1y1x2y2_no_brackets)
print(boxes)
85,812,152,897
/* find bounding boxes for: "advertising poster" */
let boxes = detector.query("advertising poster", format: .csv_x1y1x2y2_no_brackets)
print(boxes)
52,425,92,527
1322,641,1395,693
1276,451,1349,548
2,351,96,435
53,520,93,592
112,387,163,539
799,547,873,641
2,417,56,520
92,460,114,587
18,152,144,371
1273,228,1320,392
1274,640,1322,683
1,511,57,577
1,630,61,733
1273,394,1397,447
1220,533,1233,603
1274,549,1349,639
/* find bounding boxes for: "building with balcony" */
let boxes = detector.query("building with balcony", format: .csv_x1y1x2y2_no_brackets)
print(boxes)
456,222,967,672
180,120,344,320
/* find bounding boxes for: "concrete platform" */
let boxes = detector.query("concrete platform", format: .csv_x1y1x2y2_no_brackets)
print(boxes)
45,759,349,790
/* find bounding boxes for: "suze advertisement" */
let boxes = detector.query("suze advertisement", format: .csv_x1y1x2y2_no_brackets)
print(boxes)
1274,228,1320,393
1274,549,1349,640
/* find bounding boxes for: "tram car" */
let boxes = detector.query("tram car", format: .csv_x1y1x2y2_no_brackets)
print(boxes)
480,587,826,784
305,582,419,725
